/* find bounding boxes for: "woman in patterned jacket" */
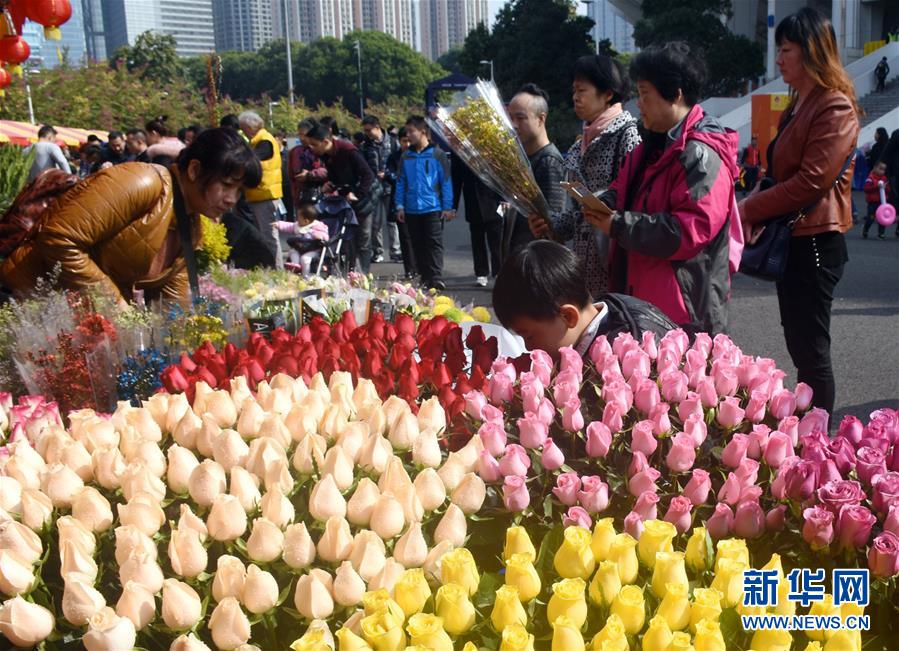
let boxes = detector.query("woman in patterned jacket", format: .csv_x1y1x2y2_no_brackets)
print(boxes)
530,55,641,297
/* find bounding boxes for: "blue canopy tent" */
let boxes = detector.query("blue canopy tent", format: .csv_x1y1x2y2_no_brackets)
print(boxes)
425,72,477,112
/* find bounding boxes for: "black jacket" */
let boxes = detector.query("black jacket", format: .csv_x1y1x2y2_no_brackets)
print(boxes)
451,155,501,224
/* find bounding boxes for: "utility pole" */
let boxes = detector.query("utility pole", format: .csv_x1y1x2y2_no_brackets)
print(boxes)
354,40,364,117
283,0,295,105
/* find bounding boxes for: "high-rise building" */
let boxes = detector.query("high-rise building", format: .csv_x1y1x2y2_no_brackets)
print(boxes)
212,0,272,52
419,0,489,61
273,0,414,49
585,0,636,55
102,0,214,58
83,0,107,62
22,0,88,68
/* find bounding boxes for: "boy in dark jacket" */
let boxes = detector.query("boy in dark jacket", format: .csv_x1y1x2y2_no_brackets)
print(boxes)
863,160,890,239
493,241,675,362
395,116,454,290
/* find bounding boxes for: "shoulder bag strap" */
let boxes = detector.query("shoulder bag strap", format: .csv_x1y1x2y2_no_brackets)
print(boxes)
170,173,201,304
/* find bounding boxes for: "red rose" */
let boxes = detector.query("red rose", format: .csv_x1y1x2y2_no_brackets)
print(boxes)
271,328,291,346
195,366,218,388
179,353,197,373
444,328,465,375
395,312,415,336
469,365,487,390
340,309,358,333
364,353,384,378
295,325,312,343
398,373,419,402
205,354,228,382
465,325,486,349
384,323,398,343
247,358,265,383
433,362,453,389
454,373,474,397
161,366,190,393
273,355,299,376
388,343,412,371
223,343,239,370
332,322,347,344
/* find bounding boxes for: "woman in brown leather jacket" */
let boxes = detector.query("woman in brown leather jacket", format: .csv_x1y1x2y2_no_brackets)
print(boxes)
738,8,860,415
1,128,262,305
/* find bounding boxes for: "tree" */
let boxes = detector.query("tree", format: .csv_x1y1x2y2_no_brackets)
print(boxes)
633,0,764,96
437,47,464,72
112,31,182,85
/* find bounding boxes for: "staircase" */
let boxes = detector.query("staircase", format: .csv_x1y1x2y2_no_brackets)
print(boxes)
859,77,899,126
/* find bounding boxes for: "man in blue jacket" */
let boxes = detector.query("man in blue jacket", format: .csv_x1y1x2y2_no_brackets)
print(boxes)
395,115,454,290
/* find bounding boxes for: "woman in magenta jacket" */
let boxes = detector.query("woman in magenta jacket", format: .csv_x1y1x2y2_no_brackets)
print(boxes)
584,42,743,336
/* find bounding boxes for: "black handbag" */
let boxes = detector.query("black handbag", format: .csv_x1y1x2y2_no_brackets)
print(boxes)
740,154,853,282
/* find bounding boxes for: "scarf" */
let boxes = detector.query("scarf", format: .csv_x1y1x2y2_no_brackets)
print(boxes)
581,103,623,154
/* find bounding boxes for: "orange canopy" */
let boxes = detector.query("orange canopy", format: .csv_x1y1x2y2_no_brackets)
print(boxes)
0,120,108,148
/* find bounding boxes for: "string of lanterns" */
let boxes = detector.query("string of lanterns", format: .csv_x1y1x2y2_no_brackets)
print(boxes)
0,0,72,95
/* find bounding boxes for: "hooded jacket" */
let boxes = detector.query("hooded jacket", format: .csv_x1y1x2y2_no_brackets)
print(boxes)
601,104,741,335
395,144,453,214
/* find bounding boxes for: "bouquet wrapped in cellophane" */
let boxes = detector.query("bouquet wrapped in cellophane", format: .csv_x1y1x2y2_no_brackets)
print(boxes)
428,79,554,237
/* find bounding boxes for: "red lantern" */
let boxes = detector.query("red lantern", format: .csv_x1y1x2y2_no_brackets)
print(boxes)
0,66,11,98
4,2,28,35
26,0,72,41
0,35,30,75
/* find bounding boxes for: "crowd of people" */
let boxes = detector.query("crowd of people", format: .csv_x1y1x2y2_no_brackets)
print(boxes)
1,7,875,415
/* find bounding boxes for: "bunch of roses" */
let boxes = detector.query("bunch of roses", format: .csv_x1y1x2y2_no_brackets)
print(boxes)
161,312,499,426
0,366,511,649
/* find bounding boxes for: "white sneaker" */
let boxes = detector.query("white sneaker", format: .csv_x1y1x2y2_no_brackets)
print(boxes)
476,276,488,287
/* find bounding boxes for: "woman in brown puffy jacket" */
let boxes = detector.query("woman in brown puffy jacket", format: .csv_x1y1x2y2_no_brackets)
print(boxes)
1,128,262,305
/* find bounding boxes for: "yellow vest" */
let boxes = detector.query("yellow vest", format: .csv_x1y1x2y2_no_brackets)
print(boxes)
245,128,283,202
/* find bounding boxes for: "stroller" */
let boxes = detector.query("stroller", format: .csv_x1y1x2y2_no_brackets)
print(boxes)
286,193,358,277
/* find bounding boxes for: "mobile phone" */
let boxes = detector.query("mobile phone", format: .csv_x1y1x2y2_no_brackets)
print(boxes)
559,181,612,214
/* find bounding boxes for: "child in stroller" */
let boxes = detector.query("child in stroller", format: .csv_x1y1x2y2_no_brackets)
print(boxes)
277,195,358,276
275,203,329,275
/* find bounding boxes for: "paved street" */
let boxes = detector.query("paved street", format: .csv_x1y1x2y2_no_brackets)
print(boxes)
371,206,898,420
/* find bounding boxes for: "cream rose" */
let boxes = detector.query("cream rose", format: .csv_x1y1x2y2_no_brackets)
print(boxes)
358,434,392,476
83,606,137,651
188,459,227,508
20,488,53,531
71,486,114,532
246,518,284,563
0,596,55,646
260,487,295,529
308,474,347,522
322,445,355,491
40,463,84,508
162,579,203,630
451,473,487,514
203,390,238,428
283,523,317,569
393,522,429,568
116,581,156,630
172,410,202,451
412,427,443,468
349,530,387,583
168,529,208,578
413,468,447,512
212,555,246,603
117,492,166,537
119,551,165,594
170,633,212,651
114,525,156,566
207,494,248,542
294,573,334,620
347,478,381,527
317,516,354,563
166,444,200,494
208,597,251,650
177,504,208,541
236,398,265,439
91,446,126,490
0,520,42,564
0,550,35,596
229,467,262,513
213,428,250,472
61,577,106,626
243,564,279,614
60,539,99,583
333,561,366,607
120,461,167,502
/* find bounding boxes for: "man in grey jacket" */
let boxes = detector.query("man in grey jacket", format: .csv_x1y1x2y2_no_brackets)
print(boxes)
24,125,72,181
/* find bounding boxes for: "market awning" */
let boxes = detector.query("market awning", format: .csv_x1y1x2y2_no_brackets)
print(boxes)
0,120,108,147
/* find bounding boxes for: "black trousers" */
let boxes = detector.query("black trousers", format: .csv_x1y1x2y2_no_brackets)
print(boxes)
863,202,886,237
396,218,417,276
776,232,847,415
470,218,503,277
406,212,444,285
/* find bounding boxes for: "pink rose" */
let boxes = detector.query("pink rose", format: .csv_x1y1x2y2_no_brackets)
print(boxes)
666,433,696,473
836,504,876,550
736,359,760,390
602,402,624,433
837,415,864,449
463,391,488,420
477,450,502,483
784,459,819,502
717,472,742,506
529,350,553,386
697,378,718,409
577,476,609,514
612,331,637,359
733,499,765,539
559,347,583,377
707,503,734,539
817,459,842,486
884,504,899,537
641,330,658,358
683,348,706,380
766,505,787,531
516,413,547,450
825,437,856,476
889,443,899,473
798,408,830,439
602,380,633,413
633,490,659,521
794,382,814,411
552,472,580,506
865,409,899,445
716,397,745,429
683,469,711,505
691,332,712,358
628,451,649,478
802,505,834,550
744,390,768,424
624,511,644,539
586,422,612,458
563,506,592,529
631,420,658,457
489,374,514,405
677,393,703,422
499,444,531,477
872,472,899,515
561,398,585,432
721,433,750,468
520,383,543,417
764,431,794,468
684,413,707,447
735,458,760,488
588,335,613,367
536,398,555,427
628,467,661,497
713,366,738,398
856,447,887,485
659,370,689,403
771,456,801,500
492,357,518,383
634,378,660,415
482,404,504,424
502,475,530,512
747,424,770,459
621,348,650,380
541,438,565,471
553,379,580,409
663,496,693,534
478,420,508,456
868,532,899,578
769,390,797,420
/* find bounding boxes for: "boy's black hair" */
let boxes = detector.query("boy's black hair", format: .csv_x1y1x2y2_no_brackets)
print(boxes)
404,115,428,131
492,240,592,327
220,114,240,130
361,115,380,127
306,124,332,141
107,130,124,141
630,41,706,106
38,125,57,139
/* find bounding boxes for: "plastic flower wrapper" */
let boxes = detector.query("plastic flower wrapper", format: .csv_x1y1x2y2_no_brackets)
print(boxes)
428,79,554,237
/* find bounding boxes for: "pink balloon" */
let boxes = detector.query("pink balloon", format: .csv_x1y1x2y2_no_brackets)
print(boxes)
876,203,896,226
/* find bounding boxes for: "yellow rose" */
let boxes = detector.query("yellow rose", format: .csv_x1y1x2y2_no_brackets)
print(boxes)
839,601,864,632
610,584,645,635
651,551,688,599
761,553,784,581
737,599,766,618
335,627,372,651
637,520,677,568
642,615,674,651
434,583,476,636
694,618,726,651
491,585,527,632
393,569,431,617
773,578,795,616
668,631,696,651
804,644,823,651
594,639,629,651
471,306,491,323
685,526,713,574
588,560,621,607
553,526,596,579
290,625,334,651
709,557,746,608
461,644,479,651
551,615,585,651
591,518,616,561
405,613,453,651
546,578,587,629
440,548,480,595
750,628,793,650
690,588,722,633
823,630,860,651
590,614,628,649
807,595,838,642
362,589,405,623
360,609,406,651
657,581,691,631
607,533,639,584
504,526,537,562
505,554,541,602
499,623,535,651
714,538,749,570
